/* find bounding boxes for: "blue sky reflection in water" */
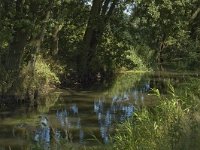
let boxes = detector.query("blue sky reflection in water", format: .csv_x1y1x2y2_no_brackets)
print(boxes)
30,82,151,148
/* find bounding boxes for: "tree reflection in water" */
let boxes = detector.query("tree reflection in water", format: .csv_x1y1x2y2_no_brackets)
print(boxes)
0,73,192,149
33,82,152,146
94,96,135,143
34,116,50,150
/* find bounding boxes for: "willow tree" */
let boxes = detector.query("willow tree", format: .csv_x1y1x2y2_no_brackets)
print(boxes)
77,0,120,84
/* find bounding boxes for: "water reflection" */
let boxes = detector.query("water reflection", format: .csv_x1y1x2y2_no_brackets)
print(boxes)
31,81,152,147
56,109,68,127
1,72,190,149
70,104,79,115
55,108,83,142
92,81,153,143
34,117,50,150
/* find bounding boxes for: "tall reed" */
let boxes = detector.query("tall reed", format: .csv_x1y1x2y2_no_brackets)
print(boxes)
112,78,200,150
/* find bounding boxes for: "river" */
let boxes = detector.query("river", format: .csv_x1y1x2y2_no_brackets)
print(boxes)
0,71,198,149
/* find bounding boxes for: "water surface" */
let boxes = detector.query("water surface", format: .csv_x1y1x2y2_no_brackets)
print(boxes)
0,72,198,149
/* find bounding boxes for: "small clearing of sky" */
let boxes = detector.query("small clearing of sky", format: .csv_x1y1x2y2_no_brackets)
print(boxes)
85,0,92,6
124,3,135,15
85,0,135,15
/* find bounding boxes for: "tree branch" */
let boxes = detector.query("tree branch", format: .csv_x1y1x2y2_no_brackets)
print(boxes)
101,0,111,15
106,0,119,18
191,7,200,21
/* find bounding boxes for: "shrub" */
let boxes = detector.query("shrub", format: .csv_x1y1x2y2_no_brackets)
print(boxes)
20,56,61,96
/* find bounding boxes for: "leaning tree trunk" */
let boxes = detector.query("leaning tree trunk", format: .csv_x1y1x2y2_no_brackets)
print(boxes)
77,0,118,85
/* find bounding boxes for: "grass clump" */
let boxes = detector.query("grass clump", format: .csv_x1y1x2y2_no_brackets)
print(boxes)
112,78,200,150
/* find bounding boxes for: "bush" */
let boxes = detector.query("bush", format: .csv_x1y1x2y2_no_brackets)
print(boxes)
20,56,62,96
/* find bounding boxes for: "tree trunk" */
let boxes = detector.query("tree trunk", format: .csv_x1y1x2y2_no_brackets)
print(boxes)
50,23,64,56
29,10,51,74
5,0,27,72
4,0,28,94
77,0,118,85
6,29,27,72
156,36,166,71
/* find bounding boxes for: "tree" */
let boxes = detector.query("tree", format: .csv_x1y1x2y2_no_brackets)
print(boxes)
129,0,197,70
77,0,120,84
0,0,69,95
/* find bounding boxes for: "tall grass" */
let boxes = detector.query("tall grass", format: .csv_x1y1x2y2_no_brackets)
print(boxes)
112,78,200,150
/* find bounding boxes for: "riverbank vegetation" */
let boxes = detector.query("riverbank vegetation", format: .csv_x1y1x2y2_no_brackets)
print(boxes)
0,0,199,99
0,1,200,149
112,78,200,150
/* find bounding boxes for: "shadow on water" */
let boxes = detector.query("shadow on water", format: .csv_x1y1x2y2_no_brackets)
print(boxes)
0,71,199,149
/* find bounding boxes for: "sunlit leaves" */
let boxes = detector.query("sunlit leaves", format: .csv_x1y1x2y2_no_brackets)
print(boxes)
128,0,199,69
147,1,160,20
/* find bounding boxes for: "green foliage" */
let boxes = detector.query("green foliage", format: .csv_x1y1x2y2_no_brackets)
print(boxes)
0,65,9,93
35,92,61,113
105,72,144,97
0,0,200,94
35,56,60,85
95,26,143,76
112,79,200,150
20,56,61,95
130,0,200,70
97,31,130,73
127,47,149,70
0,56,63,97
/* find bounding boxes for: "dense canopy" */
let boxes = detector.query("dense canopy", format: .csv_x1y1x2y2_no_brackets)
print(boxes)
0,0,199,97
